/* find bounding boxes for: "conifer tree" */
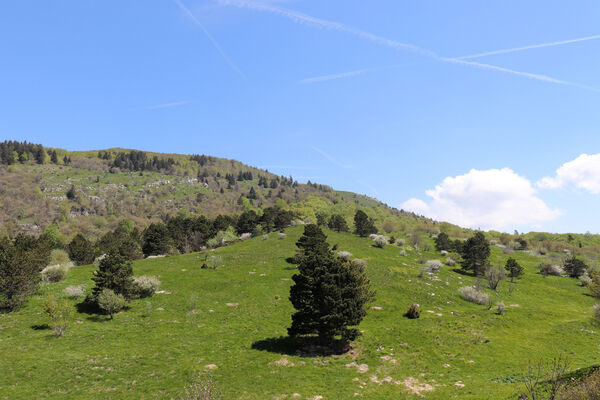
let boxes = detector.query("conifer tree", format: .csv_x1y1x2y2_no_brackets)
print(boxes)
434,232,452,252
288,225,374,348
328,214,349,232
0,238,45,311
91,251,134,302
460,232,490,275
353,210,377,237
504,257,524,282
68,233,95,266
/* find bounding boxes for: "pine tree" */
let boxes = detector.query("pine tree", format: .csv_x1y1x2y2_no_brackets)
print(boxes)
50,150,58,164
91,251,134,302
353,210,377,237
67,233,95,266
434,232,452,252
504,257,524,282
328,214,349,232
288,225,374,348
460,232,490,275
563,256,588,278
142,223,172,256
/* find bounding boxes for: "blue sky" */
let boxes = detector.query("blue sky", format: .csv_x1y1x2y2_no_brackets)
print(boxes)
2,1,600,233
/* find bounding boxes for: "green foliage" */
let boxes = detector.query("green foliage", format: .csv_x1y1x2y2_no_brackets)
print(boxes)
434,232,453,252
91,251,134,302
39,224,65,250
68,233,95,265
404,303,421,319
97,288,126,319
505,257,524,282
563,256,588,278
49,249,70,266
328,214,348,232
353,210,377,237
460,232,490,275
288,225,375,346
44,294,73,336
142,223,173,256
132,275,161,298
0,237,45,311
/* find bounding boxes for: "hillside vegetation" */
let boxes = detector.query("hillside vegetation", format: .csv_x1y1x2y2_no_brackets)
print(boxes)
2,226,599,399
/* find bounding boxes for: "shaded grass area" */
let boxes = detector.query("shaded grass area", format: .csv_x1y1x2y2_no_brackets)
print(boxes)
1,227,598,399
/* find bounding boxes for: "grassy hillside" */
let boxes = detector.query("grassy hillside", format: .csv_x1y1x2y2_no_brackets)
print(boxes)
2,226,598,399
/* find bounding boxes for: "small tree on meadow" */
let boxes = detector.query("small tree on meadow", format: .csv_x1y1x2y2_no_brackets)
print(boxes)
91,251,134,303
328,214,349,232
353,210,377,238
460,232,490,276
97,289,126,319
563,256,588,278
434,232,453,252
288,225,374,348
505,257,524,282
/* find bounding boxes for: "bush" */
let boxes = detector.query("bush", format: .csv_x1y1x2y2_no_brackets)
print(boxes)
564,256,588,278
496,302,505,315
262,234,268,240
540,263,563,277
400,250,407,257
44,294,73,337
181,374,221,400
278,233,286,240
97,289,126,319
560,369,600,400
404,304,421,319
41,264,69,283
372,235,388,248
580,272,592,287
132,276,161,298
425,259,443,273
459,286,489,305
593,304,600,324
588,273,600,298
445,257,456,267
396,239,405,246
484,266,506,290
351,259,367,269
49,249,70,266
239,233,252,241
64,285,86,299
337,251,352,261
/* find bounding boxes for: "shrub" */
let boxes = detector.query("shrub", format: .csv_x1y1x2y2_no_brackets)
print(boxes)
400,250,407,257
417,259,426,264
484,266,506,290
496,302,505,315
262,235,268,240
593,304,600,324
445,257,456,267
588,273,600,298
505,257,524,282
41,264,69,283
278,233,286,240
132,275,161,298
181,374,221,400
404,304,421,319
560,369,600,400
539,263,563,277
239,233,252,241
580,272,592,287
97,289,126,319
563,256,588,278
459,286,489,305
44,294,73,337
396,239,405,246
351,259,367,269
372,235,388,248
64,285,86,299
502,247,515,255
49,249,70,266
425,259,443,273
337,251,352,261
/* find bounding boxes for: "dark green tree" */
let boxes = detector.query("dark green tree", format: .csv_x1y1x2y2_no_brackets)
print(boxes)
91,251,134,301
142,223,172,256
328,214,349,232
0,237,46,311
50,150,58,164
353,210,377,237
66,185,76,200
68,233,95,266
563,256,588,278
288,225,375,348
504,257,524,282
434,232,452,252
460,232,490,275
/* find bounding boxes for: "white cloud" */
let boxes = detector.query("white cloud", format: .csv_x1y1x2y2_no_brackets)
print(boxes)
402,168,561,230
538,153,600,194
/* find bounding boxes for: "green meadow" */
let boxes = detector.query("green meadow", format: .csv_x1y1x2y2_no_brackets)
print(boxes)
1,226,598,399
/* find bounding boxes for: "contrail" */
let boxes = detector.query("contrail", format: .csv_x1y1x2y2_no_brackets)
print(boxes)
299,64,408,84
460,34,600,60
218,0,598,92
441,57,600,92
173,0,246,79
145,100,191,110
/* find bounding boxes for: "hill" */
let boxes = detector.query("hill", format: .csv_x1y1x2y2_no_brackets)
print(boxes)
1,226,599,399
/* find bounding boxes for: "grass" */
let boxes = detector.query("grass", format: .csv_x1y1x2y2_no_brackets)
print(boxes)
1,226,598,399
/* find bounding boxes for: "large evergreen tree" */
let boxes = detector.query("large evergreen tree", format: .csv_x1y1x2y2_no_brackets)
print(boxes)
142,223,172,256
460,232,490,275
68,233,95,266
434,232,452,252
288,225,374,348
328,214,349,232
91,251,134,301
353,210,377,237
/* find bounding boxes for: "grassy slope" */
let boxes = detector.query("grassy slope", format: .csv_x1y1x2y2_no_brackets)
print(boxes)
1,227,598,399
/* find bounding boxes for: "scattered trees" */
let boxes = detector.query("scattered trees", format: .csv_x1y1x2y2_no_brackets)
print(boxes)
97,289,126,319
504,257,524,282
328,214,348,232
484,266,506,290
91,251,134,303
68,234,95,265
563,256,588,278
288,225,374,348
434,232,453,252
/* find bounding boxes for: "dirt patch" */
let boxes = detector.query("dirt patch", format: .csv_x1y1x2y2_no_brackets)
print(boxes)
345,362,369,373
371,306,383,310
400,377,434,397
274,358,294,367
204,364,218,370
454,381,465,388
226,303,239,307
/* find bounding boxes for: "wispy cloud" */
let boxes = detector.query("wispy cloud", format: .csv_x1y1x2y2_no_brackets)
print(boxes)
459,34,600,60
145,100,191,110
441,57,600,92
312,147,352,169
218,0,598,92
173,0,245,79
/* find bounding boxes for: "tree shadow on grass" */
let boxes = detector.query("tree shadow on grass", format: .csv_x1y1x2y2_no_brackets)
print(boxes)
31,324,50,330
75,300,98,315
251,336,349,357
452,268,476,277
